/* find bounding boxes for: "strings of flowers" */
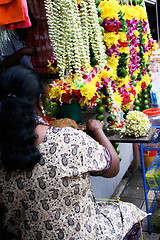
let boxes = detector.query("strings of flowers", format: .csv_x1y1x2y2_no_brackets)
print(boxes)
97,0,158,115
44,0,107,87
45,0,159,129
117,5,140,111
98,0,134,117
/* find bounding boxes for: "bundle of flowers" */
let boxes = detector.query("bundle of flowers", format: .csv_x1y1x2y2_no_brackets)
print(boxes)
122,111,151,137
48,65,102,108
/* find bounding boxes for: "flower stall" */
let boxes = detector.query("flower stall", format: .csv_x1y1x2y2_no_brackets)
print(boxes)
42,0,159,198
44,0,158,123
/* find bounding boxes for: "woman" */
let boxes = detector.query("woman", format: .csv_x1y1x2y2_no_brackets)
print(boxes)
0,66,147,240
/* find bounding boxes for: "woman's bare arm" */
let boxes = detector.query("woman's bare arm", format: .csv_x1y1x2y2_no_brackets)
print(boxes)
86,119,120,178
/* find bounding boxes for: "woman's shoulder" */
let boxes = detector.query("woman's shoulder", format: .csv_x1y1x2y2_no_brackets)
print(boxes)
37,126,84,146
48,126,82,135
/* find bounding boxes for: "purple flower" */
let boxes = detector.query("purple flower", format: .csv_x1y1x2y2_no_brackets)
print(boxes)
143,45,148,53
111,81,116,92
102,78,110,86
96,82,101,92
106,44,120,57
142,67,147,75
119,85,127,94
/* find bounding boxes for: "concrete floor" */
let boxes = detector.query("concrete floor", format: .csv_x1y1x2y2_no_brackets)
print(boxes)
111,165,160,240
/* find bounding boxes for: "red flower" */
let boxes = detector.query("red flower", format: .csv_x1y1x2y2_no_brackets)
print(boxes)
105,24,119,34
129,88,136,97
141,82,146,90
118,40,128,47
61,91,72,103
122,92,131,105
91,94,98,103
123,42,128,47
72,90,82,102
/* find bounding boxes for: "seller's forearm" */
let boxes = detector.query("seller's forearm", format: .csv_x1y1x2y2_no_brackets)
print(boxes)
91,128,115,154
91,128,120,177
2,49,25,68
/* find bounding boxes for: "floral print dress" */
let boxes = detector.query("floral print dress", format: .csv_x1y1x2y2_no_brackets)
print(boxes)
0,127,147,240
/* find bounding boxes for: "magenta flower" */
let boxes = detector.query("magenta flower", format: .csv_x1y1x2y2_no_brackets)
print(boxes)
106,44,120,57
102,78,110,86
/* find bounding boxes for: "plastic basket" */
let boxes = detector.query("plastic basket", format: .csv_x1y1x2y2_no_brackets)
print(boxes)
143,108,160,126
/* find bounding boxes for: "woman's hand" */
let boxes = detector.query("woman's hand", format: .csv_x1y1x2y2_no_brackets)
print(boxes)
86,119,103,136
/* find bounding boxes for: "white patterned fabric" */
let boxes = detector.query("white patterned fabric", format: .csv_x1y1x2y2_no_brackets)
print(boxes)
0,127,147,239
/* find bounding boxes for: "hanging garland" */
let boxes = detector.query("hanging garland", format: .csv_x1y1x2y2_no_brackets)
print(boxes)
45,0,159,130
44,0,107,83
97,0,159,116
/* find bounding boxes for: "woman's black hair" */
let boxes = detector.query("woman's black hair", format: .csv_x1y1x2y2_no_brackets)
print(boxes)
0,65,46,170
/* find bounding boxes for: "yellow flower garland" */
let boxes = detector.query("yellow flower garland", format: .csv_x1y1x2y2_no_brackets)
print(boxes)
99,0,120,19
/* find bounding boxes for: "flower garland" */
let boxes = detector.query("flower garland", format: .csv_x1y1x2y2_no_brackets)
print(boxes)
87,0,107,68
97,66,122,125
98,0,132,115
44,0,107,88
148,39,159,55
98,0,157,114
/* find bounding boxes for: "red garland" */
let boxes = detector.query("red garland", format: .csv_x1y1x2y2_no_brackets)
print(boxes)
141,82,146,90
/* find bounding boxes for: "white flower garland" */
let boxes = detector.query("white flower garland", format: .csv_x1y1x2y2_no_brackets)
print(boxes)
71,0,89,72
44,0,108,86
79,0,90,68
86,0,107,68
69,0,85,85
64,2,75,77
